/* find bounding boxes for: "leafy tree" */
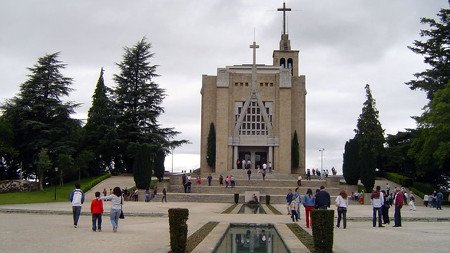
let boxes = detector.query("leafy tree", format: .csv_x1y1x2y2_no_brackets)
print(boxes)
342,138,360,185
113,38,182,172
55,153,74,186
130,143,154,189
381,131,416,178
84,68,117,174
0,116,19,180
75,150,95,181
36,149,52,190
1,53,80,180
154,148,166,182
406,9,450,100
291,130,300,171
410,81,450,183
206,122,216,170
355,84,385,192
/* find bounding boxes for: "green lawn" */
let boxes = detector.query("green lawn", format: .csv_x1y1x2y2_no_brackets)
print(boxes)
0,176,108,205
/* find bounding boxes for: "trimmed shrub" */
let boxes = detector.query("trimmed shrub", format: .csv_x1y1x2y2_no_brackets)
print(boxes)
81,174,111,193
312,209,334,253
168,208,189,253
234,193,239,204
385,172,413,187
266,195,271,205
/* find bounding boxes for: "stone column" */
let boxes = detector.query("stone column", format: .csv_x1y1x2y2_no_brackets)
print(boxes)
268,146,273,169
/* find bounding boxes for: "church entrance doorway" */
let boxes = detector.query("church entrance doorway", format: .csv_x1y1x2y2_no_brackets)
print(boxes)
236,147,269,170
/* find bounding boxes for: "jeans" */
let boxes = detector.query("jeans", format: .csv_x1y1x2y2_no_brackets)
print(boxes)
382,205,390,224
291,210,299,222
304,206,314,228
337,207,347,228
110,208,121,230
394,205,402,226
92,214,102,231
72,206,82,226
373,207,382,227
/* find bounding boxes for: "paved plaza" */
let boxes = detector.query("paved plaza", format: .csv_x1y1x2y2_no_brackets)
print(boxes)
1,201,450,253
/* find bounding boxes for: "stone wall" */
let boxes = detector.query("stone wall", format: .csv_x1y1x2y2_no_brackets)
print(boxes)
0,180,39,193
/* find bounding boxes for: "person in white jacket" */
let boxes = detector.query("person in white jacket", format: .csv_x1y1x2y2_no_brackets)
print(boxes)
371,185,385,227
335,190,348,229
101,186,124,232
69,183,85,228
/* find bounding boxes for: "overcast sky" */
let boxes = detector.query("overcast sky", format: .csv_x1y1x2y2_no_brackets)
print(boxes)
1,0,448,173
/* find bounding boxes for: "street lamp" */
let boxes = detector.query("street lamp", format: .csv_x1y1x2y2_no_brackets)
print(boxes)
54,167,58,200
319,148,325,172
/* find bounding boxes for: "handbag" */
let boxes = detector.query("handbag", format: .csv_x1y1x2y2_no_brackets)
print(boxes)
119,196,125,219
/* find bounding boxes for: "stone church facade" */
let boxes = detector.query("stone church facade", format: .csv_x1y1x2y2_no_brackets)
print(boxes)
200,4,306,176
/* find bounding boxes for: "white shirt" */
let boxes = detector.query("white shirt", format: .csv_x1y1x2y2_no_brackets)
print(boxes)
335,195,348,208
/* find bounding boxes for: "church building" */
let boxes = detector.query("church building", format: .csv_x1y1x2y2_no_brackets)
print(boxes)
200,3,306,175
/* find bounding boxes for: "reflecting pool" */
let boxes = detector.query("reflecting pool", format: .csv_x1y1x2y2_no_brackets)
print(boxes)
238,204,266,214
213,223,291,253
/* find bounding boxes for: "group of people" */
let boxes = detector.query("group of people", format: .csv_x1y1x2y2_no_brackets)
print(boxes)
305,167,337,180
236,159,272,173
70,184,124,232
423,191,445,209
285,186,331,228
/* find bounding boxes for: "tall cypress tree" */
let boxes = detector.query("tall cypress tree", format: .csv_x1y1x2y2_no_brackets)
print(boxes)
84,68,117,174
342,137,360,185
154,148,166,182
291,130,300,171
2,52,80,181
206,122,216,170
355,84,385,192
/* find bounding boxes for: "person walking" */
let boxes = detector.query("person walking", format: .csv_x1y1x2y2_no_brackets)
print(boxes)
219,175,224,186
290,199,299,222
315,186,331,210
207,174,213,186
306,169,311,181
436,191,443,210
393,188,404,227
262,168,266,181
69,183,85,228
247,168,252,180
286,189,293,215
371,186,384,227
101,187,123,232
303,188,315,228
409,192,416,211
293,187,302,220
297,175,302,186
161,188,167,202
335,190,348,229
90,191,103,232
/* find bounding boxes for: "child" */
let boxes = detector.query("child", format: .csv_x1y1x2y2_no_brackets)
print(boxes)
90,191,103,232
290,199,299,222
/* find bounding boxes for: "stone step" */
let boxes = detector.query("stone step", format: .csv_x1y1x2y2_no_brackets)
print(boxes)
162,192,340,204
169,185,344,195
178,178,329,188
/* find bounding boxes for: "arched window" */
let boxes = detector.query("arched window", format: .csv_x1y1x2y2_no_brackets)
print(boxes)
287,58,293,76
280,58,286,68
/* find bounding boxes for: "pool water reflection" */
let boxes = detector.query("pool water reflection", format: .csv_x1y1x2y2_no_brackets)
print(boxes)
213,223,290,253
238,204,266,214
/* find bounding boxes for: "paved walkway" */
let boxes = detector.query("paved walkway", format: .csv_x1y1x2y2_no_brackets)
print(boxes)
1,201,449,253
85,176,135,201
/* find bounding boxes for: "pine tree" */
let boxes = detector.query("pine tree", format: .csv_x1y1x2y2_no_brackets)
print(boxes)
2,52,80,181
406,9,450,100
113,38,167,172
130,143,154,189
342,138,360,185
0,116,19,180
84,68,117,174
291,130,300,171
154,148,166,182
355,84,385,192
206,122,216,170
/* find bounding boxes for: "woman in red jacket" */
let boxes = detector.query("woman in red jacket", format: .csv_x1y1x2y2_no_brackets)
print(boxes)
90,191,104,232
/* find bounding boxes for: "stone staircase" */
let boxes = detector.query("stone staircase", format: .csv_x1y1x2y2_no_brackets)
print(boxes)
161,169,351,204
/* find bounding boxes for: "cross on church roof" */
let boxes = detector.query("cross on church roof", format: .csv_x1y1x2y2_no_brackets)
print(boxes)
277,1,291,35
249,41,259,67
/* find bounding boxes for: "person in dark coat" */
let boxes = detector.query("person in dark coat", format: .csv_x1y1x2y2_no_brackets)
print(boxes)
315,186,330,209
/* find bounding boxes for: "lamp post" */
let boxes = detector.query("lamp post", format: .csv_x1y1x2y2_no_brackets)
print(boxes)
54,167,58,201
319,148,325,172
171,147,174,173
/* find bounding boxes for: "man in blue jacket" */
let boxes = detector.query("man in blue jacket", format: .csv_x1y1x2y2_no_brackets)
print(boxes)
315,186,331,209
69,183,85,228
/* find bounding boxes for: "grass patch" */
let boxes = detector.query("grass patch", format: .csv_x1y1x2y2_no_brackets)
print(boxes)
266,204,282,215
0,174,110,205
186,221,219,252
286,223,315,253
221,203,238,214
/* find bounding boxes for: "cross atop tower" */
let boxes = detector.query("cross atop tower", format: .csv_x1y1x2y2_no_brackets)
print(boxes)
250,41,259,66
277,1,291,35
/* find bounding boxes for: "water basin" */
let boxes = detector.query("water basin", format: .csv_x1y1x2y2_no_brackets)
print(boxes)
237,204,266,214
213,223,291,253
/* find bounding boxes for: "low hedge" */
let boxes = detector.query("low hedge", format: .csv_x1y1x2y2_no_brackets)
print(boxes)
312,209,334,253
169,208,189,253
385,172,413,187
81,173,111,193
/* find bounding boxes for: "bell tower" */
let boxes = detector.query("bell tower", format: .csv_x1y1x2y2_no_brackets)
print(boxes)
273,1,299,77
